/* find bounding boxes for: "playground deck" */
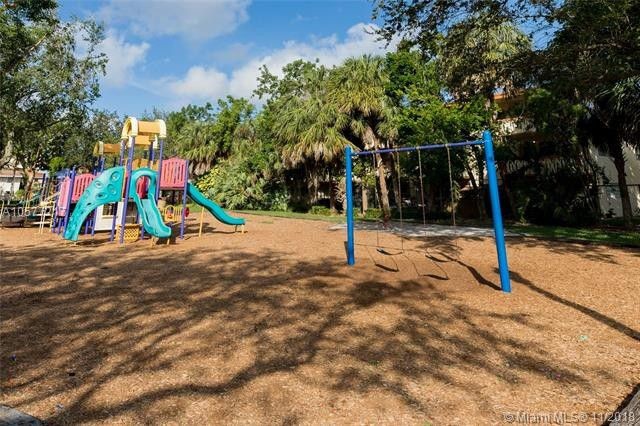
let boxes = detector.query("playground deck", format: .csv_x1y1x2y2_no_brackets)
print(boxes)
1,216,638,425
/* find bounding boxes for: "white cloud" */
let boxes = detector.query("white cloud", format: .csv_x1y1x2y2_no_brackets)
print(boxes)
165,66,229,100
99,0,251,41
98,31,150,87
159,23,397,104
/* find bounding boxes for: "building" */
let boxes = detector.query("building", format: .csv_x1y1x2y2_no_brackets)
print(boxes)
494,92,640,218
0,168,20,196
0,163,47,199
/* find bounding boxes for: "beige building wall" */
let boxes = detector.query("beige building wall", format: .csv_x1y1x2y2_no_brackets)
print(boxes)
590,145,640,217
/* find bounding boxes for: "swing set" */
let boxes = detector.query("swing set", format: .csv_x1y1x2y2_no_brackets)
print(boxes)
344,130,511,293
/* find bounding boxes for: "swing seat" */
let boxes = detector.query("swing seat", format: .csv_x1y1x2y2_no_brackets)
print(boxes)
376,247,403,256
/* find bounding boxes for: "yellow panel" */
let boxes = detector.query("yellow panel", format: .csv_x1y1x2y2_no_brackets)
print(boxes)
121,117,138,138
121,116,167,139
138,121,160,135
93,142,121,156
124,158,159,170
133,135,151,146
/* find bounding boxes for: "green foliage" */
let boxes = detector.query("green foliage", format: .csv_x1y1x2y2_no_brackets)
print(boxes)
438,18,531,100
194,113,286,211
56,109,120,169
508,163,599,226
48,156,65,172
1,1,107,197
309,206,332,216
375,0,639,227
362,207,382,220
170,97,254,174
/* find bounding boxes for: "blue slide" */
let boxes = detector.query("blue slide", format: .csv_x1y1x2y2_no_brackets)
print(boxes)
129,168,172,238
64,167,125,241
187,183,245,226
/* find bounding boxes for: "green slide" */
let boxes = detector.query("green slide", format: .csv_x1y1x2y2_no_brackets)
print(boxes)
129,168,172,238
187,183,245,226
64,167,125,241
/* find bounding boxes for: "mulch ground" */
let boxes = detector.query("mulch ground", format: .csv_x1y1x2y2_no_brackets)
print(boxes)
1,214,639,425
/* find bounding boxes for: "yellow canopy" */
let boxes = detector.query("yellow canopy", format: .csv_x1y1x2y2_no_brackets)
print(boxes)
121,117,167,140
93,142,121,156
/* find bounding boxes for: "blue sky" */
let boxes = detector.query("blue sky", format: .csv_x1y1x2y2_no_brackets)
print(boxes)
59,0,395,116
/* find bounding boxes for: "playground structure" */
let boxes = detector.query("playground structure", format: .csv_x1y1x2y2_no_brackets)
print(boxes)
344,130,511,293
54,117,244,244
1,173,56,230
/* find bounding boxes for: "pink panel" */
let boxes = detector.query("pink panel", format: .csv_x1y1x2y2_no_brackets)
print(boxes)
57,177,70,216
160,158,187,189
136,176,149,198
71,174,95,202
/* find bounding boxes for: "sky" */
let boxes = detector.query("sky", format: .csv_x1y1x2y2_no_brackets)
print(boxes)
59,0,395,116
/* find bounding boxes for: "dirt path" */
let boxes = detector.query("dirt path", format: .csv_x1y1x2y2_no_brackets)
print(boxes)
1,214,639,425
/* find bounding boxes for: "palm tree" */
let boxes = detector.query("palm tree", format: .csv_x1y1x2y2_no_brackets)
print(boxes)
439,18,531,219
328,55,397,220
271,65,350,209
439,18,531,103
174,122,218,175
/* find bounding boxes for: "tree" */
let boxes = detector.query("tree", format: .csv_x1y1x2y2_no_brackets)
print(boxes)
328,55,397,220
0,5,106,193
1,1,106,195
438,18,531,103
195,109,287,211
256,60,344,210
385,47,490,218
55,110,120,170
262,62,350,211
579,78,640,227
374,0,640,227
540,0,640,228
373,0,552,55
172,97,254,175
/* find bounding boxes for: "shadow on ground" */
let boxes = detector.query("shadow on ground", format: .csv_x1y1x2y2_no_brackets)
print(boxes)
0,233,636,423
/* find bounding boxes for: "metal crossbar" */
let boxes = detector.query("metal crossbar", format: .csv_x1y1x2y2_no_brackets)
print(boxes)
353,140,483,157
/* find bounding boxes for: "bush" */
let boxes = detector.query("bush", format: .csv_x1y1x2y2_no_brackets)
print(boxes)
362,208,382,219
265,187,289,211
508,164,599,227
194,138,286,211
309,206,332,216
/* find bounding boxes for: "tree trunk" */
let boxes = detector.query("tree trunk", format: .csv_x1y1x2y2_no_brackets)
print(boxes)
10,165,17,195
471,146,488,219
579,144,602,217
464,157,489,220
1,136,13,170
383,153,401,209
329,181,337,213
361,185,368,214
305,165,319,206
611,144,634,229
24,169,36,202
363,125,391,221
497,162,518,221
374,153,391,221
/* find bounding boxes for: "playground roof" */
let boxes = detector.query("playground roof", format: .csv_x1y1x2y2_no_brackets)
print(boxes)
120,117,167,142
93,142,120,156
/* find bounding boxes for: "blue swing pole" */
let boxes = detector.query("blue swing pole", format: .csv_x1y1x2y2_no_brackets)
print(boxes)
345,146,355,265
483,130,511,293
